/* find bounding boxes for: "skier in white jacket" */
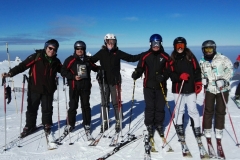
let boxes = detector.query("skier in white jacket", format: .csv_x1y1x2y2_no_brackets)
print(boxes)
199,40,233,141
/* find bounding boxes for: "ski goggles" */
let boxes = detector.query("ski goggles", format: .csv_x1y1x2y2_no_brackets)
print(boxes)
75,47,85,51
204,47,214,53
106,39,116,45
175,43,185,50
151,41,161,47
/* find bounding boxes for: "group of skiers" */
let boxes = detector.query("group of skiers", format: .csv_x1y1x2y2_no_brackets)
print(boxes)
1,34,234,153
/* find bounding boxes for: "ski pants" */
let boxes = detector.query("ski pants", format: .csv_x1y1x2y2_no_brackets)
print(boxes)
25,91,54,128
235,82,240,96
144,88,165,126
68,89,91,126
203,91,228,130
99,83,120,123
173,93,200,128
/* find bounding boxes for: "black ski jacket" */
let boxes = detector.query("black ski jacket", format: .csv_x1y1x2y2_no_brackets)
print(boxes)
168,53,201,94
135,49,170,90
61,53,99,90
9,49,62,94
90,46,141,85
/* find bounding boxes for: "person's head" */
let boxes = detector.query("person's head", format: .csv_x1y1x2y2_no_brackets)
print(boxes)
74,41,86,56
104,33,117,50
149,34,162,51
202,40,216,60
173,37,187,54
44,39,59,57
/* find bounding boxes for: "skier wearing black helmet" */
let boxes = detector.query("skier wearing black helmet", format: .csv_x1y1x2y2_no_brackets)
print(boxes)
61,40,99,133
131,34,170,138
2,39,62,138
168,37,205,156
199,40,233,149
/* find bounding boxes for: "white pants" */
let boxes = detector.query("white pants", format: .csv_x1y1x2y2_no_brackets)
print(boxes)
173,93,200,128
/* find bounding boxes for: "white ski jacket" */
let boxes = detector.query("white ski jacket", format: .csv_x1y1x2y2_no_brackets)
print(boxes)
199,52,233,94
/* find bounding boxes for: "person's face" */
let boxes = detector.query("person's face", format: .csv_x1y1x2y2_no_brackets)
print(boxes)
152,46,160,51
175,43,185,54
106,39,116,50
204,47,214,55
46,45,57,57
75,47,84,56
151,41,161,51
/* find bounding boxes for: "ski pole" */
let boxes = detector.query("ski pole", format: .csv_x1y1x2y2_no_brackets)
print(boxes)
116,82,123,137
6,43,18,113
63,77,72,145
56,77,60,140
220,90,240,147
18,74,27,147
128,80,136,133
163,80,185,147
2,76,7,151
201,88,206,135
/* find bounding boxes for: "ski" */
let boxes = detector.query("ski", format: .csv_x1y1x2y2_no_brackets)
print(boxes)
206,138,217,159
97,134,143,160
109,132,120,147
44,132,58,150
216,138,226,159
231,96,240,109
195,137,210,159
54,129,69,144
144,133,151,160
85,129,94,141
89,133,103,146
156,130,174,152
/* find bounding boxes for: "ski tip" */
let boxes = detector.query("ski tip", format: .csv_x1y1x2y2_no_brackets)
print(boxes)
69,143,74,145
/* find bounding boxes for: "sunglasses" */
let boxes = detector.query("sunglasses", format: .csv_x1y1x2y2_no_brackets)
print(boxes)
75,47,85,51
175,43,185,50
204,47,214,53
48,47,57,52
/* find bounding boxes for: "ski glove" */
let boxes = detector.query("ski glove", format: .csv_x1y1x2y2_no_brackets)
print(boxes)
195,81,202,94
5,85,12,104
179,73,190,81
131,71,139,80
234,61,239,69
156,74,164,83
215,79,228,88
1,72,11,78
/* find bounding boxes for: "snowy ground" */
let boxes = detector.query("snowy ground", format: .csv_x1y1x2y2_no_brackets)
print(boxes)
0,57,240,160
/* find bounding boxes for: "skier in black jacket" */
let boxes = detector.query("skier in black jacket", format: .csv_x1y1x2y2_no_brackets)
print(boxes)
168,37,202,144
90,33,141,133
61,41,99,133
131,34,170,138
2,39,62,137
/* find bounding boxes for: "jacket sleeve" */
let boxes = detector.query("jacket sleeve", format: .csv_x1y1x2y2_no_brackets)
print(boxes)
119,50,142,62
167,60,181,82
61,57,76,80
222,56,233,82
9,53,37,77
192,55,202,83
90,50,101,63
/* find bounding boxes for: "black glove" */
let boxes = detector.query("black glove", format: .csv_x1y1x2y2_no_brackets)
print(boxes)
5,85,12,104
131,71,139,80
234,61,239,69
84,56,91,62
156,74,164,83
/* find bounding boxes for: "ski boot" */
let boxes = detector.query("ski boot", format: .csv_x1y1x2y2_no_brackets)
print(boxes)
156,125,164,137
100,120,108,133
20,126,37,138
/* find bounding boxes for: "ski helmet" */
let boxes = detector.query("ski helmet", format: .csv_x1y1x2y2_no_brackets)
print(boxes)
173,37,187,51
202,40,216,54
44,39,59,51
149,34,162,47
202,40,217,60
74,41,86,50
104,33,117,45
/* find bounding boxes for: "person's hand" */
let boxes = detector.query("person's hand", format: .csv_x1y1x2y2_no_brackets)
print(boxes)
1,72,11,78
234,61,239,69
75,75,81,81
131,71,139,80
179,73,189,80
215,79,226,88
195,81,202,94
156,74,164,83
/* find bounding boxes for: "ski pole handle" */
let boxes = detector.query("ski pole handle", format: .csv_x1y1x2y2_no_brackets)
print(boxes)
63,77,66,85
23,74,27,83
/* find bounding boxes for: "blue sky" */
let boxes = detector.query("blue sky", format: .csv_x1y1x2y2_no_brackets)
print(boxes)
0,0,240,53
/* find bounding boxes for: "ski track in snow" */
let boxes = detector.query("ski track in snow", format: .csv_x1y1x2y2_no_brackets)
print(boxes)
0,58,240,160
